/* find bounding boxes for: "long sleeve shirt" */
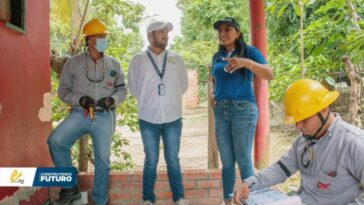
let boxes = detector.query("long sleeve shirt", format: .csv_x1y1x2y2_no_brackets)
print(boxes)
245,115,364,205
58,51,126,108
128,49,188,124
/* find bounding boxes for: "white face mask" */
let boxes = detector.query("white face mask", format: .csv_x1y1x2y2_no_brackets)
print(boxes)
95,38,107,52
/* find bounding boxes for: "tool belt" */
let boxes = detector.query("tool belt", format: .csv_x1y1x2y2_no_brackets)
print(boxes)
93,107,116,112
71,107,115,112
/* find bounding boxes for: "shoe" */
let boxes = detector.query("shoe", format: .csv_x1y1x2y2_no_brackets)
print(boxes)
52,187,81,205
175,198,190,205
142,200,154,205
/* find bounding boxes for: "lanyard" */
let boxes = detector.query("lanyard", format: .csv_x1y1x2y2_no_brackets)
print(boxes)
225,49,235,58
301,140,317,168
146,50,168,80
85,53,105,83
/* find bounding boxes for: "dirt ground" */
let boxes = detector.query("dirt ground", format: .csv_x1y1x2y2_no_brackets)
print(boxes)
115,101,302,192
116,103,209,171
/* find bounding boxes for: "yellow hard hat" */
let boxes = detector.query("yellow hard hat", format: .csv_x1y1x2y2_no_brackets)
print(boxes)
283,79,339,124
82,19,108,37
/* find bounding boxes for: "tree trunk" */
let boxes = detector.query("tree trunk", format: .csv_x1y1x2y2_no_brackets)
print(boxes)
50,50,68,78
78,137,89,172
342,56,362,127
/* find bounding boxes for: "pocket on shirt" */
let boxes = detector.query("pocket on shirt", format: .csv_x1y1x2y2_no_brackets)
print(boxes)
103,68,117,89
315,170,349,195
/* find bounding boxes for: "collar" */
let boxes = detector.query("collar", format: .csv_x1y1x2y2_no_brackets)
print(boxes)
303,113,340,142
222,48,237,58
85,50,103,63
147,48,167,57
326,113,340,135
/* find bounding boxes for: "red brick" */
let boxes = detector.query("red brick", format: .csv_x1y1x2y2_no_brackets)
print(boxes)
183,180,196,190
198,196,222,205
67,169,230,204
109,200,129,205
209,189,223,197
183,171,209,180
125,201,141,205
119,182,142,190
185,198,199,205
108,193,131,201
77,173,94,181
109,181,122,189
130,192,143,199
157,172,169,180
110,173,130,181
184,189,208,199
78,179,93,190
155,181,170,190
197,180,221,189
155,191,172,199
209,169,222,179
130,171,143,181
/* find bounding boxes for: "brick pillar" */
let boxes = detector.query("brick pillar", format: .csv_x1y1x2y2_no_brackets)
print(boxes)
183,70,200,109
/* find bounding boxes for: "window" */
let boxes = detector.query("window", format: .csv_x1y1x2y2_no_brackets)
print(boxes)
0,0,26,33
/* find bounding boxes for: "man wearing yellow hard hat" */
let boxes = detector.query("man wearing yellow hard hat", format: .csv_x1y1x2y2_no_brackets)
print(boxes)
48,19,126,205
234,79,364,205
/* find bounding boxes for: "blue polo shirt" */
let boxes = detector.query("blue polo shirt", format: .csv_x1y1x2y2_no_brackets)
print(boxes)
211,45,267,102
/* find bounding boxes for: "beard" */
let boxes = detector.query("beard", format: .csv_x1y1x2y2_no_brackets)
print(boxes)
154,40,167,49
151,35,168,49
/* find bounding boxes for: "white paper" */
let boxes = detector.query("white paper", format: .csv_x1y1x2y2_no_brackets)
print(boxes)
247,188,302,205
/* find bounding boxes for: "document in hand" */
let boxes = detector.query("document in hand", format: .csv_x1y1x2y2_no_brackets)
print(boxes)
246,188,302,205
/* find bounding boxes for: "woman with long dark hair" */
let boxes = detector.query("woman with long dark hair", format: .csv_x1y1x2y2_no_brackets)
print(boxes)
210,17,273,205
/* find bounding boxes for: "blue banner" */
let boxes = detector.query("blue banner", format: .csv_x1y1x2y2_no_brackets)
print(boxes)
33,167,77,187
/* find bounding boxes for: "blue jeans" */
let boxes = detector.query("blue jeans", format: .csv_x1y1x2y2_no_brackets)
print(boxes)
139,118,185,203
47,108,115,205
213,100,258,200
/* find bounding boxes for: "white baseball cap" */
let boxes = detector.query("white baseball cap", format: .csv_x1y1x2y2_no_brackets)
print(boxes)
147,21,173,33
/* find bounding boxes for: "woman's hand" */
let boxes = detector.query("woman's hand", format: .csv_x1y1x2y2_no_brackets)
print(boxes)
210,93,217,107
209,77,217,107
223,57,273,80
223,57,252,74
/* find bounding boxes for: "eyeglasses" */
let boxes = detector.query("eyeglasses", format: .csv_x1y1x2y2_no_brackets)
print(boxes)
301,140,317,168
85,54,105,82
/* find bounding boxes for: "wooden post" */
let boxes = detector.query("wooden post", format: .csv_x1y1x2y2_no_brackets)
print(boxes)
207,67,219,169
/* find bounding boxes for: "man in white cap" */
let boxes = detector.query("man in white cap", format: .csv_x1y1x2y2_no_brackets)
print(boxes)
128,21,189,205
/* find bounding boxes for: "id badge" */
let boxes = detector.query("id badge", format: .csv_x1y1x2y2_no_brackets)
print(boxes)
158,84,166,96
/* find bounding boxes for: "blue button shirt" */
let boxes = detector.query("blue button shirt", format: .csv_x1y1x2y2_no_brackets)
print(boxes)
211,45,267,102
